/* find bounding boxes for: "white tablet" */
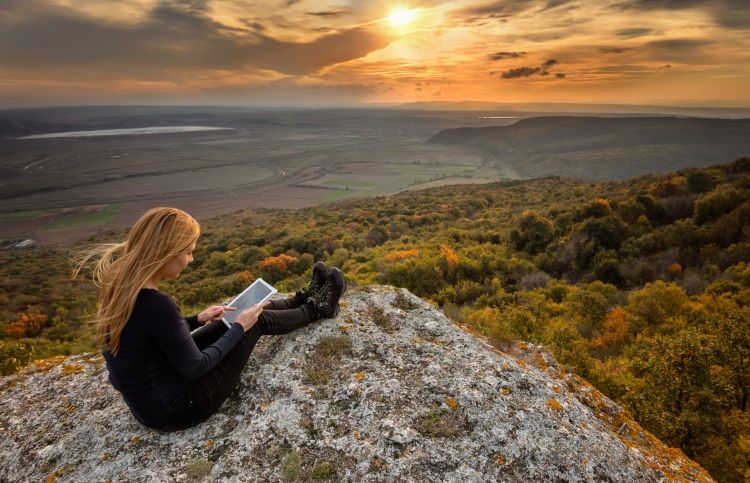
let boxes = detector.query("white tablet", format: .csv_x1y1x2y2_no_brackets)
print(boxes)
222,278,278,328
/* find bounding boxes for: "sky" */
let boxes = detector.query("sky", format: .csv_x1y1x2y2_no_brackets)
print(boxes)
0,0,749,108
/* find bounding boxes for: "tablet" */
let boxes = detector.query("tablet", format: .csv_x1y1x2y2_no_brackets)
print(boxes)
222,278,278,328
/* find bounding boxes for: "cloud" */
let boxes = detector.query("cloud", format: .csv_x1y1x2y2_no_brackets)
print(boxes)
645,38,715,61
0,0,390,76
555,72,566,78
501,58,560,79
657,63,672,70
599,47,632,54
306,10,348,17
616,27,652,38
487,51,526,60
615,0,750,29
501,66,541,78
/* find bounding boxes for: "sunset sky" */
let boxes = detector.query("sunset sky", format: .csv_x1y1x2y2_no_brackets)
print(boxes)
1,0,749,107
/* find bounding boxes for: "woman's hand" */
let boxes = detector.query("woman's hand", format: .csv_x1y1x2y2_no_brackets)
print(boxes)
197,305,237,323
235,300,272,332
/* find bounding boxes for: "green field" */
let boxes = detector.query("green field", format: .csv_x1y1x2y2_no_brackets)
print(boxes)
46,204,123,229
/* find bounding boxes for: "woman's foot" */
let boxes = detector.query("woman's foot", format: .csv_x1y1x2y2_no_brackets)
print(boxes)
307,267,346,318
295,261,329,304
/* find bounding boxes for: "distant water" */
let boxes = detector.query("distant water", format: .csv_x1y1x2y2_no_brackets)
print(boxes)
17,126,233,140
477,116,519,119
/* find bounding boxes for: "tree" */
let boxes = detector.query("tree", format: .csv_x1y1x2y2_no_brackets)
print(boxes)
509,211,554,254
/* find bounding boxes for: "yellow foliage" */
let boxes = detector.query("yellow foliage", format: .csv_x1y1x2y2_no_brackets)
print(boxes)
591,307,629,349
383,249,420,262
440,244,460,272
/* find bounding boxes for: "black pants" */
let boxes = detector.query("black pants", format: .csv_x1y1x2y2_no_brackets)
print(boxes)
160,294,316,430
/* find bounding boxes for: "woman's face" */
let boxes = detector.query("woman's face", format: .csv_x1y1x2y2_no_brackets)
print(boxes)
158,241,196,280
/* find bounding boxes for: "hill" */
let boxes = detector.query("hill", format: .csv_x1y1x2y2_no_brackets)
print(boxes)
0,287,711,482
428,116,750,179
1,158,749,481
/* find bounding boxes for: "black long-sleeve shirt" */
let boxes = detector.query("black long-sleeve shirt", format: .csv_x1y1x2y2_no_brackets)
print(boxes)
103,288,244,427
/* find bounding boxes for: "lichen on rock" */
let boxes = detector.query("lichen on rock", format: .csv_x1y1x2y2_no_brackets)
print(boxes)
0,286,712,482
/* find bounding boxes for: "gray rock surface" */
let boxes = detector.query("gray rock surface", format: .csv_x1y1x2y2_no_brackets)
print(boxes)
0,286,712,482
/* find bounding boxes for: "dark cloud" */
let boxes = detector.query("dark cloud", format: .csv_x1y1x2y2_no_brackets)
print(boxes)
0,0,389,76
645,37,715,62
501,66,541,78
648,38,713,51
657,63,672,70
487,51,526,60
615,0,750,29
555,72,566,78
240,19,266,31
616,27,652,38
600,47,633,53
306,10,348,17
501,58,560,79
459,0,532,17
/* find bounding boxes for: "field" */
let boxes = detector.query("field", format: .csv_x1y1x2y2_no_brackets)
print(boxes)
0,108,519,244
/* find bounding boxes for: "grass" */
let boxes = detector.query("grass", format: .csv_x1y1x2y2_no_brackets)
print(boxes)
184,458,213,481
368,306,397,333
321,178,377,187
46,203,122,229
311,462,336,481
0,209,50,222
303,335,352,386
281,451,301,482
415,404,471,438
318,190,373,202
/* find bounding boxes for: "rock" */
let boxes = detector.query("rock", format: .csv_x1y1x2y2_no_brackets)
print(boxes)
0,285,713,482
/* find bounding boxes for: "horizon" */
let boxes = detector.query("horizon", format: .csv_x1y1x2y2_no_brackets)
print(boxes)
1,0,749,109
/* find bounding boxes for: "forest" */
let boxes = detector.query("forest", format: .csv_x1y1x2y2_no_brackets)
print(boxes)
1,158,748,482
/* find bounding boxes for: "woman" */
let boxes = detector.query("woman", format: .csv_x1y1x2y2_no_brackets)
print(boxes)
74,207,345,431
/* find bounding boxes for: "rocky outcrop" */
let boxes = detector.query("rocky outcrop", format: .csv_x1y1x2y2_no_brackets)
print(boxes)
0,286,712,482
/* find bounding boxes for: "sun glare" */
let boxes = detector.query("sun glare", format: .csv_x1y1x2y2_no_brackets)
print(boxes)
388,7,417,27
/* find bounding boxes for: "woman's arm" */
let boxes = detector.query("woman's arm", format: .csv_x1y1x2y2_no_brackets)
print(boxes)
184,315,200,330
147,295,245,379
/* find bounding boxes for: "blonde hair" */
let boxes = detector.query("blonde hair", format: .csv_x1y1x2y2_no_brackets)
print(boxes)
73,207,200,355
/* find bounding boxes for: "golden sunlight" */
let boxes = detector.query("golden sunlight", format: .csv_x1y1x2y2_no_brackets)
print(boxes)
388,7,417,27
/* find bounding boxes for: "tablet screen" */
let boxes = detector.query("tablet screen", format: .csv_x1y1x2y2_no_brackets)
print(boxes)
222,278,277,328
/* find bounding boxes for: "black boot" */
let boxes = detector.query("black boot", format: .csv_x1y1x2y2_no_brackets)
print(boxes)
299,261,329,300
307,267,346,318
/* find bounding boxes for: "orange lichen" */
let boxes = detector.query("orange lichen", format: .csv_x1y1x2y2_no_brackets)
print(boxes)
547,399,563,412
496,455,506,465
60,364,85,376
63,403,76,413
31,356,68,374
102,452,110,461
501,387,511,395
130,436,141,445
45,467,65,483
533,352,549,370
354,372,365,381
553,386,562,394
446,398,458,410
339,325,350,333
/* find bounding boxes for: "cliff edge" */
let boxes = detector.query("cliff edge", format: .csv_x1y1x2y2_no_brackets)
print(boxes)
0,286,712,482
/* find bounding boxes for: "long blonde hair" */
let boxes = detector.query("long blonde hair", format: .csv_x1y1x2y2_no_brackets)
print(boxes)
73,207,200,355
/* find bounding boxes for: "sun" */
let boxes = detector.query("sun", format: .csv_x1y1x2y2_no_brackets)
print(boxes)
388,7,417,27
